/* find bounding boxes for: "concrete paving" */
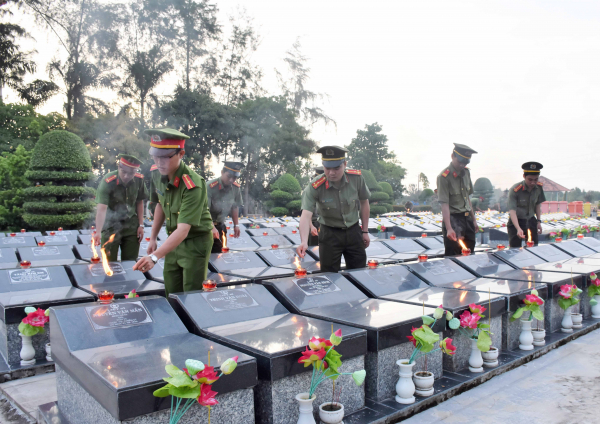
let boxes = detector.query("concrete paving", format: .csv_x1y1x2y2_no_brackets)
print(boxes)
403,328,600,424
0,372,55,423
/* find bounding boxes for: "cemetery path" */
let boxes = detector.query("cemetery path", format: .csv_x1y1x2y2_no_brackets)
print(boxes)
0,372,54,423
402,328,600,424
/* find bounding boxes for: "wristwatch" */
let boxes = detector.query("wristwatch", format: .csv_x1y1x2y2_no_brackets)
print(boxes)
150,254,158,264
234,225,239,228
139,224,144,227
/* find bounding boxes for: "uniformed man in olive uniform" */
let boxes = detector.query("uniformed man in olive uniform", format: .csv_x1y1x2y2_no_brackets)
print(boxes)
437,143,479,256
296,146,371,272
94,154,147,261
507,162,546,247
207,161,243,253
308,165,324,247
133,128,214,296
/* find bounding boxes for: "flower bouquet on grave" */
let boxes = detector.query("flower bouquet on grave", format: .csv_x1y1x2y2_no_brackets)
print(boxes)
560,228,571,239
511,291,545,349
455,304,492,353
376,225,386,233
297,329,366,418
588,273,600,305
511,292,544,324
125,289,139,298
406,306,457,365
153,355,239,424
557,284,582,311
19,307,49,336
549,232,558,240
590,226,600,233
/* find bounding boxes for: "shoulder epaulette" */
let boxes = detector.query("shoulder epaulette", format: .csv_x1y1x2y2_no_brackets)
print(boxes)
441,169,450,178
514,184,522,192
312,175,327,189
209,180,219,188
150,164,158,171
105,175,117,183
182,174,196,189
233,181,241,187
134,173,144,179
537,181,543,186
346,169,361,175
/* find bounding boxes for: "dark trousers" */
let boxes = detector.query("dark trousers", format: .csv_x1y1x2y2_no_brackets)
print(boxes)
308,221,320,247
102,231,140,261
211,222,226,253
442,212,476,256
507,217,539,248
319,223,367,272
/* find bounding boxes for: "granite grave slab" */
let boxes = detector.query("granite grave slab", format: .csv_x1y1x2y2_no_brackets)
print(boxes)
209,250,294,281
0,236,37,247
0,247,18,270
552,239,597,257
35,234,79,246
73,244,119,261
18,245,87,267
257,248,321,274
252,235,294,248
575,236,600,253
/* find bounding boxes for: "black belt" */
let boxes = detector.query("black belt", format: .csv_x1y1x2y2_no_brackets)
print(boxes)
451,212,471,217
321,223,359,231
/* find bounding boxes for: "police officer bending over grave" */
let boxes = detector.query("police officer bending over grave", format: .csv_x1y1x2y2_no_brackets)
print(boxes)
507,162,546,247
207,161,243,253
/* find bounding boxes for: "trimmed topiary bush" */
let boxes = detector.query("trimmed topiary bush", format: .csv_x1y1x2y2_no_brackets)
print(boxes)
370,205,388,216
270,189,294,202
419,188,434,203
473,177,494,210
272,173,302,193
269,206,289,216
286,199,302,214
392,205,407,212
361,169,381,192
379,181,393,197
370,191,390,202
269,173,301,216
23,130,95,229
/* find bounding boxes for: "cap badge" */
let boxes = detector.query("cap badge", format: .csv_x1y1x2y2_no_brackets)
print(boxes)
151,134,162,142
530,164,536,169
326,149,334,156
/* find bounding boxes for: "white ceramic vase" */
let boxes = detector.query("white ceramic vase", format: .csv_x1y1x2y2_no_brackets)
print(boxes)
19,333,36,366
469,338,484,372
318,402,344,424
482,347,499,367
519,319,534,351
295,393,316,424
571,313,583,329
561,306,573,333
413,371,434,397
45,343,52,362
592,295,600,318
395,359,416,404
532,329,546,346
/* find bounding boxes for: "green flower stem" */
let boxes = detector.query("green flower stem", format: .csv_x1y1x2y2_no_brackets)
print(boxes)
412,348,442,362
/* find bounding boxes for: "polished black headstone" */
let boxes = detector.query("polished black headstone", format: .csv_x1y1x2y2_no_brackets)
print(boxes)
576,237,600,253
284,233,301,245
252,235,293,247
247,228,278,237
405,258,476,286
6,232,41,237
78,234,92,245
72,244,119,261
342,264,429,298
274,226,299,235
18,245,87,267
452,253,516,278
35,234,78,246
45,230,79,236
415,237,444,250
258,248,317,269
67,261,164,299
1,236,37,247
226,234,259,250
169,284,366,381
526,244,572,262
365,242,400,259
209,251,294,280
0,248,18,269
50,296,257,421
552,240,596,257
493,248,546,267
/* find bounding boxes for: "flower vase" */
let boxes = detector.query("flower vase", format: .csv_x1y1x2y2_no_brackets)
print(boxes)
482,347,499,367
592,295,600,318
561,306,573,333
532,328,546,346
519,319,534,351
19,333,36,366
468,338,484,372
413,371,434,397
571,312,583,329
45,343,52,362
318,403,344,424
295,393,316,424
395,359,416,404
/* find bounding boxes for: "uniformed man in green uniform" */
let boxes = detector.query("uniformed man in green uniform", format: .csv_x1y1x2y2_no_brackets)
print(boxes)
133,128,214,296
296,146,371,272
207,161,243,253
94,154,147,261
437,143,479,256
507,162,546,247
308,165,324,247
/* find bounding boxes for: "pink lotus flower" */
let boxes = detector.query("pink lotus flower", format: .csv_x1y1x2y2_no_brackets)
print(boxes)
590,273,600,287
524,294,544,306
469,304,486,315
330,329,343,346
23,308,49,327
407,326,418,347
559,284,577,299
192,366,219,384
459,310,481,329
298,347,327,367
197,383,219,407
440,338,456,355
308,337,332,351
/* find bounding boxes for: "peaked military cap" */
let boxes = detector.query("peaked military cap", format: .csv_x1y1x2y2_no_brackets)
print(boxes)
522,161,543,176
316,145,348,168
452,143,477,164
223,161,244,177
313,165,324,175
144,128,189,157
117,153,142,168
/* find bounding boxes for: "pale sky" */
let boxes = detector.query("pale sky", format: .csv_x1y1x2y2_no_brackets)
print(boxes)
5,0,600,191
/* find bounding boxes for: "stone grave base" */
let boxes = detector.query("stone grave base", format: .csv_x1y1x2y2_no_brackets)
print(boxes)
0,321,50,367
546,296,591,333
443,315,502,372
254,355,365,424
364,337,443,402
503,314,544,351
56,365,255,424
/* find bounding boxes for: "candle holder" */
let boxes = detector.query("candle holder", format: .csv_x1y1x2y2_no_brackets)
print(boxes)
577,234,584,239
49,231,56,236
91,226,95,230
226,226,230,230
58,227,63,232
496,244,506,250
145,237,150,241
221,246,230,253
9,233,15,237
202,279,217,292
294,267,307,277
555,237,562,243
20,260,31,269
389,235,396,240
461,248,471,256
368,259,379,269
281,224,285,227
263,232,269,236
271,244,279,249
20,229,25,233
98,290,114,304
418,253,428,262
91,256,101,264
421,233,427,238
38,241,46,247
526,241,534,248
292,229,297,234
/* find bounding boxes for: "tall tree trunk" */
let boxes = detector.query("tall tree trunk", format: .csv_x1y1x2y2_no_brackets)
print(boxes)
186,37,191,91
140,96,145,123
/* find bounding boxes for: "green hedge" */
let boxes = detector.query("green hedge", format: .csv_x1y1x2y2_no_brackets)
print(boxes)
361,169,381,192
370,205,388,216
392,205,407,212
23,212,93,228
23,200,96,214
412,205,432,212
379,202,393,213
23,186,96,199
270,189,294,202
29,131,92,171
379,181,393,197
286,199,302,211
25,170,95,182
272,173,302,193
270,206,289,216
370,192,390,202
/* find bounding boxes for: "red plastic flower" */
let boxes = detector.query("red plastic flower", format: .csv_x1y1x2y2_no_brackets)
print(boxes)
23,308,49,327
459,310,481,329
440,338,456,355
559,284,576,299
193,366,219,384
524,294,543,306
469,304,486,316
298,347,327,367
590,273,600,287
308,337,332,351
197,383,219,407
407,327,418,347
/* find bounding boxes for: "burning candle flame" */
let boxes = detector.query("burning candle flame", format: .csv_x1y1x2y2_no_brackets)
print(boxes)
527,229,532,243
459,291,467,302
294,256,301,270
91,243,99,260
100,234,116,276
222,233,227,249
458,239,468,250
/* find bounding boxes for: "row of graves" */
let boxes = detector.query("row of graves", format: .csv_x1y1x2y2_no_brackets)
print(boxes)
2,217,600,423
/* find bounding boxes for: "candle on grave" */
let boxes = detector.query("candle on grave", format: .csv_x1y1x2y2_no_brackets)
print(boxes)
58,227,63,232
20,260,31,269
292,229,297,234
202,279,217,292
98,290,114,304
38,241,46,247
555,237,562,243
49,231,56,236
421,233,427,238
367,259,379,269
20,229,25,233
389,235,396,240
418,253,428,262
496,244,506,250
263,232,268,236
271,244,279,249
577,234,584,239
9,233,15,237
